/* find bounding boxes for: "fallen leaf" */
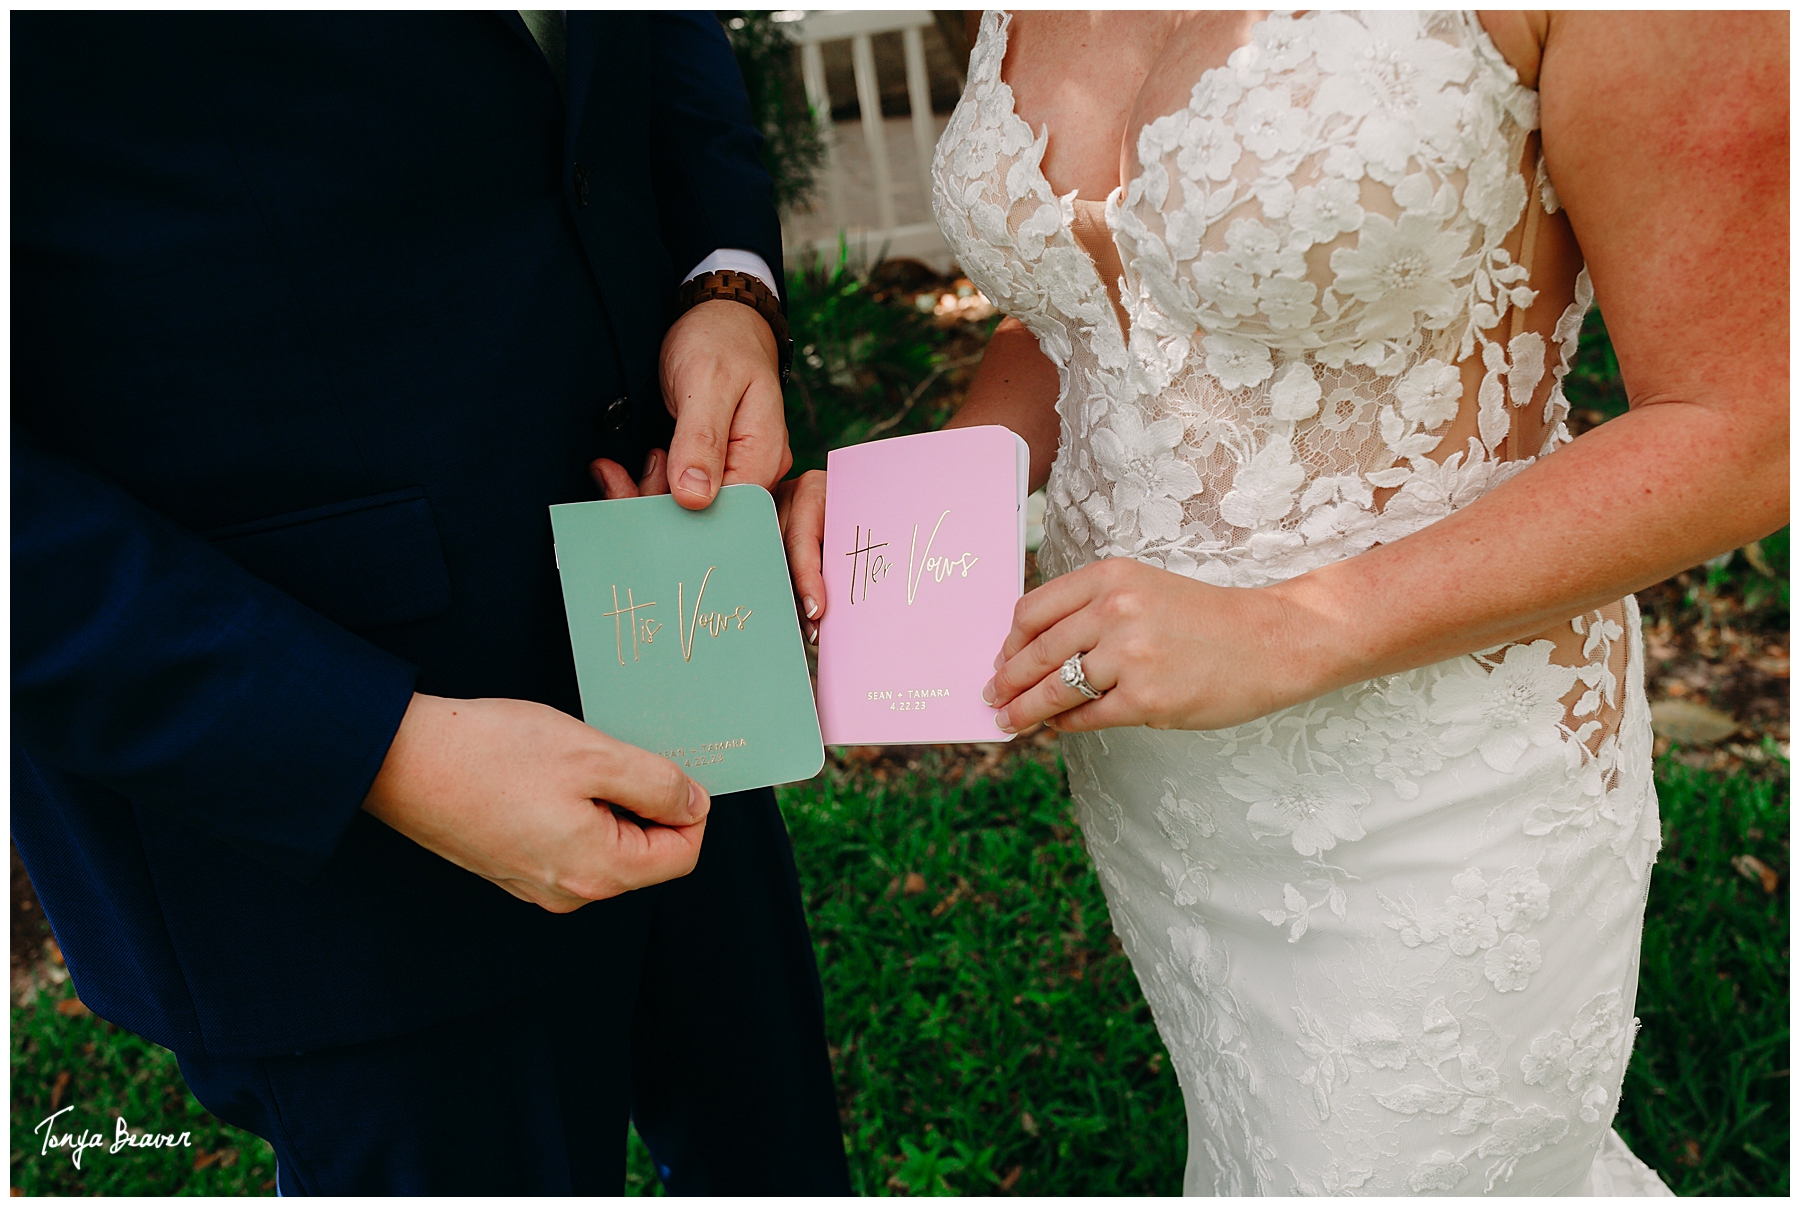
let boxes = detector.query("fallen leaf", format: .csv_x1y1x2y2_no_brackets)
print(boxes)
1677,1137,1702,1167
929,881,968,917
49,1070,70,1112
45,940,63,966
193,1150,223,1172
999,1164,1023,1192
1731,854,1781,894
221,1149,239,1168
902,872,926,896
55,998,90,1018
1020,1111,1039,1136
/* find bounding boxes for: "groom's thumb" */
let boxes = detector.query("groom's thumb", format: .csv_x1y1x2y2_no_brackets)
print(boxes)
667,405,726,510
587,735,711,827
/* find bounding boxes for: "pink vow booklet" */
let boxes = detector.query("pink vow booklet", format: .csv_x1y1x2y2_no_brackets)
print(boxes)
816,425,1029,745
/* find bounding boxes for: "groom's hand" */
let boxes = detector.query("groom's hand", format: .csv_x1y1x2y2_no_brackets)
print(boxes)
656,299,792,509
362,694,710,912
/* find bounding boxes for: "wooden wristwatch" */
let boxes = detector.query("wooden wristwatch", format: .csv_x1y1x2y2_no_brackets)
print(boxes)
674,269,793,385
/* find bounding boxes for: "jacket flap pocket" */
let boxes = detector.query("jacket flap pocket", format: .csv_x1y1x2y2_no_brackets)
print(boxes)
206,489,452,631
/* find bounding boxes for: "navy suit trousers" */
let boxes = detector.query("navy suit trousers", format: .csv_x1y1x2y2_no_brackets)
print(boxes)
176,788,850,1194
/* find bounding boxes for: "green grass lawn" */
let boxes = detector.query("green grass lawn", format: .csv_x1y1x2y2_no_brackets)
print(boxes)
1613,755,1791,1195
782,755,1185,1195
9,1001,278,1196
11,752,1787,1195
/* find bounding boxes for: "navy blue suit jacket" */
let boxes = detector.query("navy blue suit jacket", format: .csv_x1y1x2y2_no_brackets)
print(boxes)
13,12,785,1057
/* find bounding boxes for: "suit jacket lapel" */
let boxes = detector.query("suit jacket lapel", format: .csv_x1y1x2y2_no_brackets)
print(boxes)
497,11,549,76
562,12,598,156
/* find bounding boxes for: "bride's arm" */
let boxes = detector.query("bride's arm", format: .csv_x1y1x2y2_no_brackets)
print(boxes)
944,316,1063,492
986,10,1787,735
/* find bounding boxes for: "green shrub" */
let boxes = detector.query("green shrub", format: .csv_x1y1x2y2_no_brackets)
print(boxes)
783,254,976,473
722,13,825,217
1564,308,1630,421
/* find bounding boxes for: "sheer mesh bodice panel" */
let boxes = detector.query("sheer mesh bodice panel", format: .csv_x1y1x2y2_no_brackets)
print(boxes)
932,12,1668,1196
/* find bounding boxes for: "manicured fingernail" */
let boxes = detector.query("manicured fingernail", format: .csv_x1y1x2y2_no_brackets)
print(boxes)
804,596,820,619
642,450,659,478
688,780,710,819
807,623,818,644
678,468,710,497
981,678,996,705
995,711,1015,734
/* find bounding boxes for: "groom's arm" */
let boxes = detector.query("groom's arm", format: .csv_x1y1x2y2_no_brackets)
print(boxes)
607,12,793,510
644,11,786,296
13,430,419,880
15,433,714,906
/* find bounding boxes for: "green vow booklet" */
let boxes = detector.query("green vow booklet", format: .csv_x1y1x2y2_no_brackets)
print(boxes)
550,484,824,795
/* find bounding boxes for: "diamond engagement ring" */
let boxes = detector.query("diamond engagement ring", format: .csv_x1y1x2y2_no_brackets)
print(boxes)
1060,652,1105,701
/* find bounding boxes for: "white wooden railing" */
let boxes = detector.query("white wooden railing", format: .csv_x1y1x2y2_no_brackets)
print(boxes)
784,10,954,268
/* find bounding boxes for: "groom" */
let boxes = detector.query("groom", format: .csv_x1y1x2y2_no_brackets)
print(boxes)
14,12,847,1194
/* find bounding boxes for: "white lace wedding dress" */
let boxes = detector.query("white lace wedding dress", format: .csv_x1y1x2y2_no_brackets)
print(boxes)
933,11,1673,1196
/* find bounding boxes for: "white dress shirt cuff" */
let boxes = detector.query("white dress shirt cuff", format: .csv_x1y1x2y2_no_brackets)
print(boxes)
683,249,781,302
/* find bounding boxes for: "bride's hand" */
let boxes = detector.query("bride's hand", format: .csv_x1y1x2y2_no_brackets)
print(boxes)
596,452,828,645
774,469,827,644
982,558,1320,735
591,447,672,499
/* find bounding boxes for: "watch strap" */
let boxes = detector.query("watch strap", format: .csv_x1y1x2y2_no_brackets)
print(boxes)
675,269,793,385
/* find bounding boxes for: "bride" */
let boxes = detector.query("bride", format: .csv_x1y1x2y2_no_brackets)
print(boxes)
781,9,1785,1195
